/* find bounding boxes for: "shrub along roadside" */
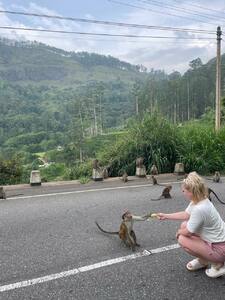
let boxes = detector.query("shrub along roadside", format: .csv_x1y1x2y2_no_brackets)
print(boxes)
1,114,225,185
98,114,224,177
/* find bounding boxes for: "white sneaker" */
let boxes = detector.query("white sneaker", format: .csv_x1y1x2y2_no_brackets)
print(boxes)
205,264,225,278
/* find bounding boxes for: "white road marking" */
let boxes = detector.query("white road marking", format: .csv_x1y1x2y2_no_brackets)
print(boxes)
0,243,180,293
7,181,181,200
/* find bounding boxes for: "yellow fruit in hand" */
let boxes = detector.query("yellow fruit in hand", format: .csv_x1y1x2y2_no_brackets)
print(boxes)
150,213,158,218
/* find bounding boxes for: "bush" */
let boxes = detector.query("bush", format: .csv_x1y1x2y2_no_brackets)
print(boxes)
98,114,179,176
177,123,225,174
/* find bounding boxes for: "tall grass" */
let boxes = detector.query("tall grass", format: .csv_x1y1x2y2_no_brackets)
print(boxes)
98,115,225,176
98,114,179,176
177,122,225,174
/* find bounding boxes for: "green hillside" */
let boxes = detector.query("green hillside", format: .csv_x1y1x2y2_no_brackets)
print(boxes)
1,37,225,161
0,38,145,85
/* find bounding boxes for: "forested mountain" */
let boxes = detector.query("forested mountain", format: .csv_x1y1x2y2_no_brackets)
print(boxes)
0,38,149,156
0,37,225,161
0,38,146,84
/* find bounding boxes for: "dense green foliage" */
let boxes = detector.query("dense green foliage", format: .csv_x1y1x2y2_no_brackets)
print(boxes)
97,114,225,177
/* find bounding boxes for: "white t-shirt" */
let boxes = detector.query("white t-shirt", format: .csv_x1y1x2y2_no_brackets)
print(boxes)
185,198,225,243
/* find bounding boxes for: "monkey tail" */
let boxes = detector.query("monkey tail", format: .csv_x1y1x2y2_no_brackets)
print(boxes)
95,221,119,235
209,189,225,205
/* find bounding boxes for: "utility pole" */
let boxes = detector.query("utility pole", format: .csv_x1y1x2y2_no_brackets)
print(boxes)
215,26,222,131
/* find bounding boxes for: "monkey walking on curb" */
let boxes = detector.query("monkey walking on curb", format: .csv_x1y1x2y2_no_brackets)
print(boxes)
95,211,152,251
151,185,172,201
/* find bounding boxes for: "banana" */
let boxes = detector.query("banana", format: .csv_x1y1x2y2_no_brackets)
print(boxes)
150,213,158,218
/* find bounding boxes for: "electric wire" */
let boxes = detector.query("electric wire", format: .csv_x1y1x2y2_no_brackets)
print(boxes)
0,9,216,34
137,0,225,22
0,26,216,40
0,32,216,44
170,0,225,17
107,0,219,25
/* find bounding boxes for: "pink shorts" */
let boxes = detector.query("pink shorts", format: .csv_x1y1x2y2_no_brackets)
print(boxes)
205,241,225,263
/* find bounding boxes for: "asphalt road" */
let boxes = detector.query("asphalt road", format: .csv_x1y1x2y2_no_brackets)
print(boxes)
1,177,225,300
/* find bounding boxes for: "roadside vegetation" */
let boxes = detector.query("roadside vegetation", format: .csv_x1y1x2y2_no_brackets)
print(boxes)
1,112,224,185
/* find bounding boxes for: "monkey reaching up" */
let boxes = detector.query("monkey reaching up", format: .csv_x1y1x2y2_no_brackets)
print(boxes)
95,211,149,251
151,185,172,201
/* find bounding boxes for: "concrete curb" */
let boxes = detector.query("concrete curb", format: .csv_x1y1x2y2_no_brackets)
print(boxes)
2,173,183,191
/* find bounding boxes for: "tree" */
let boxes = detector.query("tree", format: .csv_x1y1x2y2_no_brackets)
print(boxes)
189,58,203,70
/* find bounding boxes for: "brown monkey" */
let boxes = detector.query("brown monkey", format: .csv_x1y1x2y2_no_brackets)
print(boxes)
95,211,149,251
151,175,168,186
0,187,6,199
208,187,225,205
151,185,172,201
121,172,128,183
206,171,221,183
213,171,221,183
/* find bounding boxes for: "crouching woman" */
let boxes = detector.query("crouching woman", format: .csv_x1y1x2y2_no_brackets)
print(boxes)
157,171,225,278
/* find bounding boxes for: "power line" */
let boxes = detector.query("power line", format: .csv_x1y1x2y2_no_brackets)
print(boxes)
170,0,225,18
138,0,225,22
107,0,218,26
0,9,216,34
0,26,216,39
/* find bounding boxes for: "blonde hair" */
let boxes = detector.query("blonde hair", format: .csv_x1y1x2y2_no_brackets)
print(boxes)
182,171,208,203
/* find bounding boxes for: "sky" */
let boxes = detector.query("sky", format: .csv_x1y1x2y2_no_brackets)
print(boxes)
0,0,224,73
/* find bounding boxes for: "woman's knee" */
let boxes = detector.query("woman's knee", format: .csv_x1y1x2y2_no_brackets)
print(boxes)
178,235,193,253
177,234,190,248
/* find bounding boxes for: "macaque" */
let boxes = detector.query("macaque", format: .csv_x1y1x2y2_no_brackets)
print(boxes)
151,175,168,186
151,185,172,201
206,171,221,183
208,187,225,205
0,187,6,199
102,168,109,179
95,211,149,251
121,172,128,183
150,164,158,175
213,171,221,183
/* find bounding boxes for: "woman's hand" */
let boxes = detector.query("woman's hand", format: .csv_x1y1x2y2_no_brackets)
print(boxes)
156,213,167,220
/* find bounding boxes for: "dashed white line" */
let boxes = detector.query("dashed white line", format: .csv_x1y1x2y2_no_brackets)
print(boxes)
0,243,180,293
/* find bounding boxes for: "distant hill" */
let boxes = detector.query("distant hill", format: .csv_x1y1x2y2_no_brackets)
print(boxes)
0,38,146,85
